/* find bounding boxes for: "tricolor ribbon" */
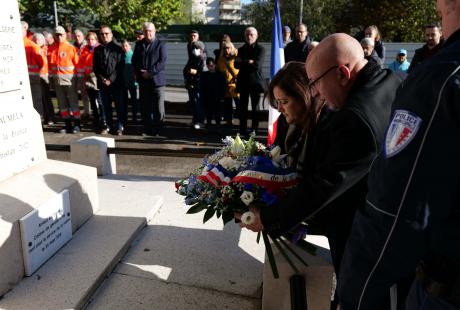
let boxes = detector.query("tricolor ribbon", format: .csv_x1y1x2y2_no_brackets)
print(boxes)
197,164,233,187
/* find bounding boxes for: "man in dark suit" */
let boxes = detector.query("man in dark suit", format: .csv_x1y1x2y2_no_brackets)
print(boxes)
234,27,266,136
284,23,311,63
132,22,167,136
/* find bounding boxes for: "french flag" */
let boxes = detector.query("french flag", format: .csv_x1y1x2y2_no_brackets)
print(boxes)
267,0,284,146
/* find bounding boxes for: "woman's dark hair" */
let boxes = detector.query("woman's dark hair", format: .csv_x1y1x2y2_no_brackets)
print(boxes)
267,61,318,130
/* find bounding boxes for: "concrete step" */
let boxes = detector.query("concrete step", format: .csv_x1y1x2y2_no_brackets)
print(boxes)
0,176,163,310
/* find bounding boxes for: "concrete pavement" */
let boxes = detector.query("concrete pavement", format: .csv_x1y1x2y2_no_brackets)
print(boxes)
86,175,265,310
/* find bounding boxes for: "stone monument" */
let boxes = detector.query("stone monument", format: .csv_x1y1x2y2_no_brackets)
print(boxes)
0,0,99,296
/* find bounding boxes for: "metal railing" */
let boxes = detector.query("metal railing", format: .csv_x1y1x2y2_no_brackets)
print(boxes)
46,144,217,158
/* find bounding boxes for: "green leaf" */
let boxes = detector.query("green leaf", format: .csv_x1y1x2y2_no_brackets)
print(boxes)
186,204,206,214
203,208,216,224
222,211,234,225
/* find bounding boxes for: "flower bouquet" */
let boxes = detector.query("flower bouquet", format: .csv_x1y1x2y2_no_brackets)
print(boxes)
175,135,316,278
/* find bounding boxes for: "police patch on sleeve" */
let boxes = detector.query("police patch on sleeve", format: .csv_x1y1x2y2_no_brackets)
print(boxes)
385,110,422,158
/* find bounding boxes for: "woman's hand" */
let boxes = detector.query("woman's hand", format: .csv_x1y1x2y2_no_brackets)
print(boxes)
235,207,264,232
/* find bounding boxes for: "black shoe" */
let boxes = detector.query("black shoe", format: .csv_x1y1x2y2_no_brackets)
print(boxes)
62,119,73,134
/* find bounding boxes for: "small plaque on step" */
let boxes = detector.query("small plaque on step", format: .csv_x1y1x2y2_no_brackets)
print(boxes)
19,190,72,276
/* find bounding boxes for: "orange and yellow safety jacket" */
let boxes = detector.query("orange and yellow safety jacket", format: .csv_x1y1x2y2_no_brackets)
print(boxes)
47,41,79,86
24,37,45,79
76,45,92,78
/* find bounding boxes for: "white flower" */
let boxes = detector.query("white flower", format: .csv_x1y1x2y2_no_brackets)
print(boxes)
270,146,282,162
241,211,256,225
219,156,238,170
240,191,254,206
231,135,245,155
222,136,234,146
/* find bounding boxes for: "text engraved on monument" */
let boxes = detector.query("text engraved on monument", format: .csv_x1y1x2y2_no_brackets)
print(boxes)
0,107,33,163
0,16,21,94
20,190,73,276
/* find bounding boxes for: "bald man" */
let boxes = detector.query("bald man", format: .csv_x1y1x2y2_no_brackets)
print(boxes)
238,33,401,306
338,1,460,309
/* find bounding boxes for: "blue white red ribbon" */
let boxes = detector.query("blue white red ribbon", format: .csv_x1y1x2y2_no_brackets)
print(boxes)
197,164,232,187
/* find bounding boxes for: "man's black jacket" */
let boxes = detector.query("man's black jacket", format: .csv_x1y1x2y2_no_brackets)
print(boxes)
234,42,266,93
93,41,124,87
284,36,311,63
407,41,443,74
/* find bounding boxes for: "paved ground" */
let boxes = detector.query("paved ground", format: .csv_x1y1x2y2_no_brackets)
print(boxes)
85,175,265,310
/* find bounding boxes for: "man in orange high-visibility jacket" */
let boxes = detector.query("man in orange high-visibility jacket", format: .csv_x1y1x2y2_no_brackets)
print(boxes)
32,33,56,125
23,23,46,120
48,26,80,133
74,29,91,121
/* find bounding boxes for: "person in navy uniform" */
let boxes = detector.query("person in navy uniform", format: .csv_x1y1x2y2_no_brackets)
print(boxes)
338,1,460,309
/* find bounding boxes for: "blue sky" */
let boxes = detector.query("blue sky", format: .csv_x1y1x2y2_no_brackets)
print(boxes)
241,0,252,4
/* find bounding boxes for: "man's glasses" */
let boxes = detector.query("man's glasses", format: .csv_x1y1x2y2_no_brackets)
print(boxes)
308,65,339,91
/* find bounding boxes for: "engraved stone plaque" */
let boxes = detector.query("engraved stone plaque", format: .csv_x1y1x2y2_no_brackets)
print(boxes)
19,190,72,276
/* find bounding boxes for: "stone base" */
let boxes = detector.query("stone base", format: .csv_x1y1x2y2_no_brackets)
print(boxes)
70,137,116,176
0,159,99,296
262,236,334,310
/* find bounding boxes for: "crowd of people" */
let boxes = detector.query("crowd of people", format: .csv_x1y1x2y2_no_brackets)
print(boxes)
22,21,165,136
23,19,446,139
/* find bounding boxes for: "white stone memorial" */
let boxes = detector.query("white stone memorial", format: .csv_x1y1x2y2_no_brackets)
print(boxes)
20,190,72,276
0,0,99,297
0,5,47,181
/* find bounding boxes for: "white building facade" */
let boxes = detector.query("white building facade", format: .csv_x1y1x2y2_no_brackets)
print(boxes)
191,0,241,25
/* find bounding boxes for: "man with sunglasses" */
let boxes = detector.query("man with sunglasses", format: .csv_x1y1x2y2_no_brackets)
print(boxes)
93,26,126,135
239,33,401,308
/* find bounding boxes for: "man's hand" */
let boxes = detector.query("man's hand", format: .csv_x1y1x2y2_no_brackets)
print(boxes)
189,68,197,75
235,207,264,232
103,78,111,86
248,59,254,64
141,71,151,79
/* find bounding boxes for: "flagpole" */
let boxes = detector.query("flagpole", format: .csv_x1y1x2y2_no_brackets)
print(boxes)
267,0,284,146
299,0,303,24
